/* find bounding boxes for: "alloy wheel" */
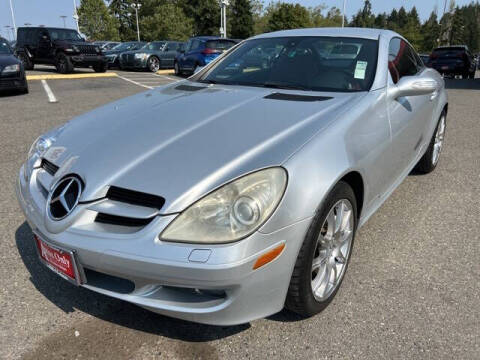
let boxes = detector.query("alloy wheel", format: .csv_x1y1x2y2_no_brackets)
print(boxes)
311,199,354,301
149,57,160,72
432,115,446,165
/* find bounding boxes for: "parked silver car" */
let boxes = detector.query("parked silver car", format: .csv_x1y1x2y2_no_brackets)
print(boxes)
16,28,447,325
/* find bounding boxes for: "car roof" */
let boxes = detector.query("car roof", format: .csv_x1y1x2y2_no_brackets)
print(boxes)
251,27,395,40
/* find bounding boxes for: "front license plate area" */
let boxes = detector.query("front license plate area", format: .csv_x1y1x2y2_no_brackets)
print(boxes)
34,234,82,285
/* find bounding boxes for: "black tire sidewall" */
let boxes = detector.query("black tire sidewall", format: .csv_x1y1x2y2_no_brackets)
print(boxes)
291,181,357,316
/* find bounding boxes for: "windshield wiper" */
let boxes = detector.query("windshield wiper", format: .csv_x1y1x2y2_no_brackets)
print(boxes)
197,79,222,85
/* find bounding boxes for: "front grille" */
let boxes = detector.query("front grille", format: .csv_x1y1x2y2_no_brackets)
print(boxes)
40,158,59,176
106,186,165,209
77,44,97,55
95,213,154,227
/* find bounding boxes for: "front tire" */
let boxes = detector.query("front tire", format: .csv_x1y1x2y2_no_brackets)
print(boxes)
147,56,160,72
55,53,73,74
93,63,107,73
414,111,446,174
286,181,357,317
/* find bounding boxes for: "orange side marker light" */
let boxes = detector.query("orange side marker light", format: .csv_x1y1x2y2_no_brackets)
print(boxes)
253,243,285,270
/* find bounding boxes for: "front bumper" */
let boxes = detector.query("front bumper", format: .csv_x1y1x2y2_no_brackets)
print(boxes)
69,54,106,67
16,164,310,325
119,56,147,69
0,73,26,90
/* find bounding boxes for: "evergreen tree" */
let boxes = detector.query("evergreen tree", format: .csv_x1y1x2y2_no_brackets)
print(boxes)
108,0,136,41
421,11,440,52
78,0,120,41
267,3,311,32
179,0,220,36
141,2,193,41
350,0,374,28
230,0,254,39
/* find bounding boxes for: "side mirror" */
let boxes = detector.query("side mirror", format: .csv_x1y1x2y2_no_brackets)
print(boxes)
389,75,437,99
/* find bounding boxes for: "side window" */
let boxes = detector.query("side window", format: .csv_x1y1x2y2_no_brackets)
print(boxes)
388,38,418,84
190,40,201,51
185,40,193,52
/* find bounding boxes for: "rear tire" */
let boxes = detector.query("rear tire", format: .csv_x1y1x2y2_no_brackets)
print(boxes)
414,111,446,174
93,63,107,73
55,53,73,74
286,181,357,317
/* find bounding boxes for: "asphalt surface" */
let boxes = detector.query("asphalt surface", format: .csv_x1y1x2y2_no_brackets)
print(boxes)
0,67,479,359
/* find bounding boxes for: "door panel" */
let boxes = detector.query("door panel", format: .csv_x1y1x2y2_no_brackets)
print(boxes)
387,38,434,179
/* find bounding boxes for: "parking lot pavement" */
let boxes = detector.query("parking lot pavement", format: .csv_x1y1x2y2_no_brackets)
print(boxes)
0,74,479,359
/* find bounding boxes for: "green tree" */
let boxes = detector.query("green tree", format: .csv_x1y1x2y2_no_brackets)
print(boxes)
109,0,136,41
267,3,311,32
350,0,374,28
78,0,120,41
141,2,193,41
230,0,254,39
402,6,422,50
421,11,440,52
179,0,220,36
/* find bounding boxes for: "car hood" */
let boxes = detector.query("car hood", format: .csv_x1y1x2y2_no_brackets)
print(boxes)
48,82,365,214
0,53,20,67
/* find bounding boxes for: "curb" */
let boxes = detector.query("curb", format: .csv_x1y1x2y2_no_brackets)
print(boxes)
27,73,118,81
156,70,175,75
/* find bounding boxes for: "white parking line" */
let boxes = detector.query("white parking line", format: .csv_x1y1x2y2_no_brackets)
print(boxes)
117,75,153,89
155,73,179,82
41,80,57,103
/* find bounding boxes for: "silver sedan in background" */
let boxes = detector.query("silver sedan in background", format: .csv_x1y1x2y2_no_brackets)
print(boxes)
16,28,447,325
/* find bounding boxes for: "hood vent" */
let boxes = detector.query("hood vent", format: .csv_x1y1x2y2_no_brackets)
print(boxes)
106,186,165,210
40,158,59,176
175,84,208,92
264,92,333,102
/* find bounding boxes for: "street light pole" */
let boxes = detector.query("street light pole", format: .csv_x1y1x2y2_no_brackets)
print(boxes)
72,0,80,32
60,16,67,28
220,0,229,38
342,0,347,28
131,3,141,42
9,0,17,37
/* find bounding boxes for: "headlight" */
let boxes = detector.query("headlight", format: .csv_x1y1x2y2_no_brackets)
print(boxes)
27,125,66,161
2,64,20,73
160,167,287,244
134,53,146,59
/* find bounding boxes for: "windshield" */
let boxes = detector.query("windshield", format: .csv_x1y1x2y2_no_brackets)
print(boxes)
142,42,165,51
103,42,119,50
0,40,12,54
195,36,379,92
48,29,83,41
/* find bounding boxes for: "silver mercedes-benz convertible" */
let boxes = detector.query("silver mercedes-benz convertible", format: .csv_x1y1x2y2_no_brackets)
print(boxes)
17,28,447,325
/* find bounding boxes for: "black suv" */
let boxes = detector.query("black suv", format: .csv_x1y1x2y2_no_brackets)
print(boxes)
15,27,107,74
428,45,476,79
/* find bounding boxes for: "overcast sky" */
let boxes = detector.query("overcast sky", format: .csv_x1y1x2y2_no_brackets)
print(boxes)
0,0,474,40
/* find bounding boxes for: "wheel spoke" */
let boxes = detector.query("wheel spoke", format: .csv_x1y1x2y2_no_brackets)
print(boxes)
336,251,347,264
326,210,336,238
312,252,328,271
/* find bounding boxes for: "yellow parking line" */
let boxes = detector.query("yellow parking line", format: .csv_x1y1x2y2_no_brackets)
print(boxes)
156,69,175,75
26,73,118,81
